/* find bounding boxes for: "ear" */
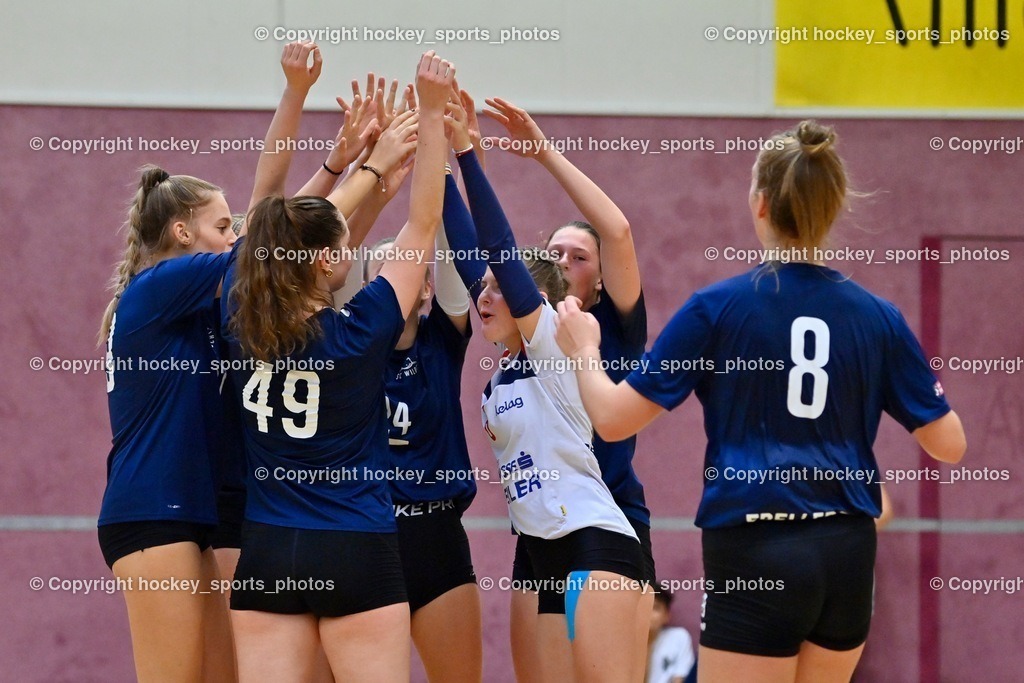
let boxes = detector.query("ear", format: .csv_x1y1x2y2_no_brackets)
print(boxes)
539,290,549,301
755,191,769,219
421,276,433,302
172,220,191,248
317,247,333,276
595,278,603,293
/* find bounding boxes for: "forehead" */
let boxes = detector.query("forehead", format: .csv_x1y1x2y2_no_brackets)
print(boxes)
549,226,597,251
197,192,231,218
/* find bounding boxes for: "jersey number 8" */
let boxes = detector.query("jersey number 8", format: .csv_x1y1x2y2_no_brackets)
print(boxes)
786,317,830,420
242,365,320,439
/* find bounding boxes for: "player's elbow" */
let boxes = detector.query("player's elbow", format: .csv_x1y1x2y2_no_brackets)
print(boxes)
934,432,967,464
593,416,631,444
603,217,632,244
914,411,966,464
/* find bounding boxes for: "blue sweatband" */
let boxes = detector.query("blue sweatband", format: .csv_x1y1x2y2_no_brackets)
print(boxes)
457,150,542,319
442,175,487,303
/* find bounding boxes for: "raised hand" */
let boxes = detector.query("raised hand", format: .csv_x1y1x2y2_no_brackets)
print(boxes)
402,83,417,113
416,51,455,113
461,88,483,151
483,97,549,159
374,77,413,131
366,110,419,175
445,85,472,152
281,41,322,92
555,296,602,357
325,95,378,171
379,156,414,203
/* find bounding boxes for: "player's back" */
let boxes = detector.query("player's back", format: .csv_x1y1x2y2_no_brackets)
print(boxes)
668,262,944,527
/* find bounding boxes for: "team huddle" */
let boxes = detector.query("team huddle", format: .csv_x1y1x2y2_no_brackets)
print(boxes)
97,45,966,683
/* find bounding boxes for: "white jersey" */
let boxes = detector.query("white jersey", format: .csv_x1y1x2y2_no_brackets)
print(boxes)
646,627,695,683
481,304,637,540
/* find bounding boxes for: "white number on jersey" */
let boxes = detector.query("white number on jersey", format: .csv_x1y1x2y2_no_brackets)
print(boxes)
281,370,320,438
385,397,412,446
105,313,117,393
243,365,321,439
786,317,830,419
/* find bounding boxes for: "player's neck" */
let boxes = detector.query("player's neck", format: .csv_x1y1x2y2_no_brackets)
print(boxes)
503,332,523,356
758,238,826,266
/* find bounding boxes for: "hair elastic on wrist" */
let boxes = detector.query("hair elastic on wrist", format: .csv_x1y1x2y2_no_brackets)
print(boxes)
322,161,343,176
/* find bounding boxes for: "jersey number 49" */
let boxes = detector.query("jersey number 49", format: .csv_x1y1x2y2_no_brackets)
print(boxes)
242,365,320,439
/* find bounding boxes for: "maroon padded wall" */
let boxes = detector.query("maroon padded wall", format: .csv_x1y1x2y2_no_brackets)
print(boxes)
1,104,1021,682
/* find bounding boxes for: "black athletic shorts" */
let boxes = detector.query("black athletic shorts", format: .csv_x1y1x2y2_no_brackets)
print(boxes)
230,521,407,618
208,486,246,550
522,526,645,614
513,516,656,586
700,514,877,657
394,499,477,612
98,520,214,569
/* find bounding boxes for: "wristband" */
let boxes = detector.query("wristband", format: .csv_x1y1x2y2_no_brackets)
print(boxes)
454,145,474,157
322,161,343,176
360,164,386,192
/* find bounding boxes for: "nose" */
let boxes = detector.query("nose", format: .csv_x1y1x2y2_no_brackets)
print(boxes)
478,284,492,305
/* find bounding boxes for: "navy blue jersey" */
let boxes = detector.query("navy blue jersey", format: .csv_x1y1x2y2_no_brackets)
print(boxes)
99,251,231,525
214,244,247,498
384,300,476,507
590,291,650,525
207,306,247,497
626,263,950,529
226,268,404,532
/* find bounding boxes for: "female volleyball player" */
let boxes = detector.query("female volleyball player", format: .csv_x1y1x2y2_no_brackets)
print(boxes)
209,53,394,683
97,168,237,683
320,82,483,680
353,226,482,682
483,97,654,683
443,95,645,683
98,39,345,683
351,224,482,681
555,120,967,683
223,51,453,682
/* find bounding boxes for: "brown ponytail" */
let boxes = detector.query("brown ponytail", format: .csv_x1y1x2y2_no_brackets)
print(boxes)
754,120,847,248
230,196,348,362
98,165,221,344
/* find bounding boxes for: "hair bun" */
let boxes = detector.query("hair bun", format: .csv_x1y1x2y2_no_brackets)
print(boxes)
139,164,171,195
796,120,836,157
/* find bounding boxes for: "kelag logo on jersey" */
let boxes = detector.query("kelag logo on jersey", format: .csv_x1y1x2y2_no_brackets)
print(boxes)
494,396,524,416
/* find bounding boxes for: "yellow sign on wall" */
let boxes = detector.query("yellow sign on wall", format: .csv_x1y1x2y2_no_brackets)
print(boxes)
776,0,1024,107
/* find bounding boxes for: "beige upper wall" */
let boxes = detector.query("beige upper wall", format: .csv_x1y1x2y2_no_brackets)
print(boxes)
5,0,1022,118
0,0,775,114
